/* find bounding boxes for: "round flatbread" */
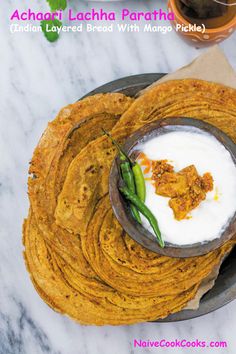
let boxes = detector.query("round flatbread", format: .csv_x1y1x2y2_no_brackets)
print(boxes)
23,81,236,325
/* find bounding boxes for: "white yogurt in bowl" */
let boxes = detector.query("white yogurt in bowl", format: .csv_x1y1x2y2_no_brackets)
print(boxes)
137,131,236,246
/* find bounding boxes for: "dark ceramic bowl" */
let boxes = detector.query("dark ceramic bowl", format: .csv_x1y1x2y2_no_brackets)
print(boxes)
109,117,236,258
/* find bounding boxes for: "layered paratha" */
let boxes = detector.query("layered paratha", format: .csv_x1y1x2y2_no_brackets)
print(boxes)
23,81,236,325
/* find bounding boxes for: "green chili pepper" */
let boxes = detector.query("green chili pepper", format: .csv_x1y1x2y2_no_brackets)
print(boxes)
102,128,142,224
119,185,164,248
102,128,132,163
120,162,135,191
132,163,146,202
120,162,141,224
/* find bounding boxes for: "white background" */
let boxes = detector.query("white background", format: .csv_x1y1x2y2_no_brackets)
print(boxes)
1,0,236,353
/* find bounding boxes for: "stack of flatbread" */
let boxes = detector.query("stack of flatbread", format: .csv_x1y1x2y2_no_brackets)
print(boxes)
23,77,236,325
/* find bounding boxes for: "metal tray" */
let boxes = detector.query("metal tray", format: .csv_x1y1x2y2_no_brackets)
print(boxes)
82,73,236,322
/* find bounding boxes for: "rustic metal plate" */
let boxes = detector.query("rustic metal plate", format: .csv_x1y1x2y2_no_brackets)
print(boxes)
81,73,236,322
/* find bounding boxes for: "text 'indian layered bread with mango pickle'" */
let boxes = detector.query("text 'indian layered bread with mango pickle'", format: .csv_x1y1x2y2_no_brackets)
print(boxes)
23,80,236,325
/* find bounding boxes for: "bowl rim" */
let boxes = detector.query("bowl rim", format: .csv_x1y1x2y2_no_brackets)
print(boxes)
109,117,236,258
168,0,236,33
